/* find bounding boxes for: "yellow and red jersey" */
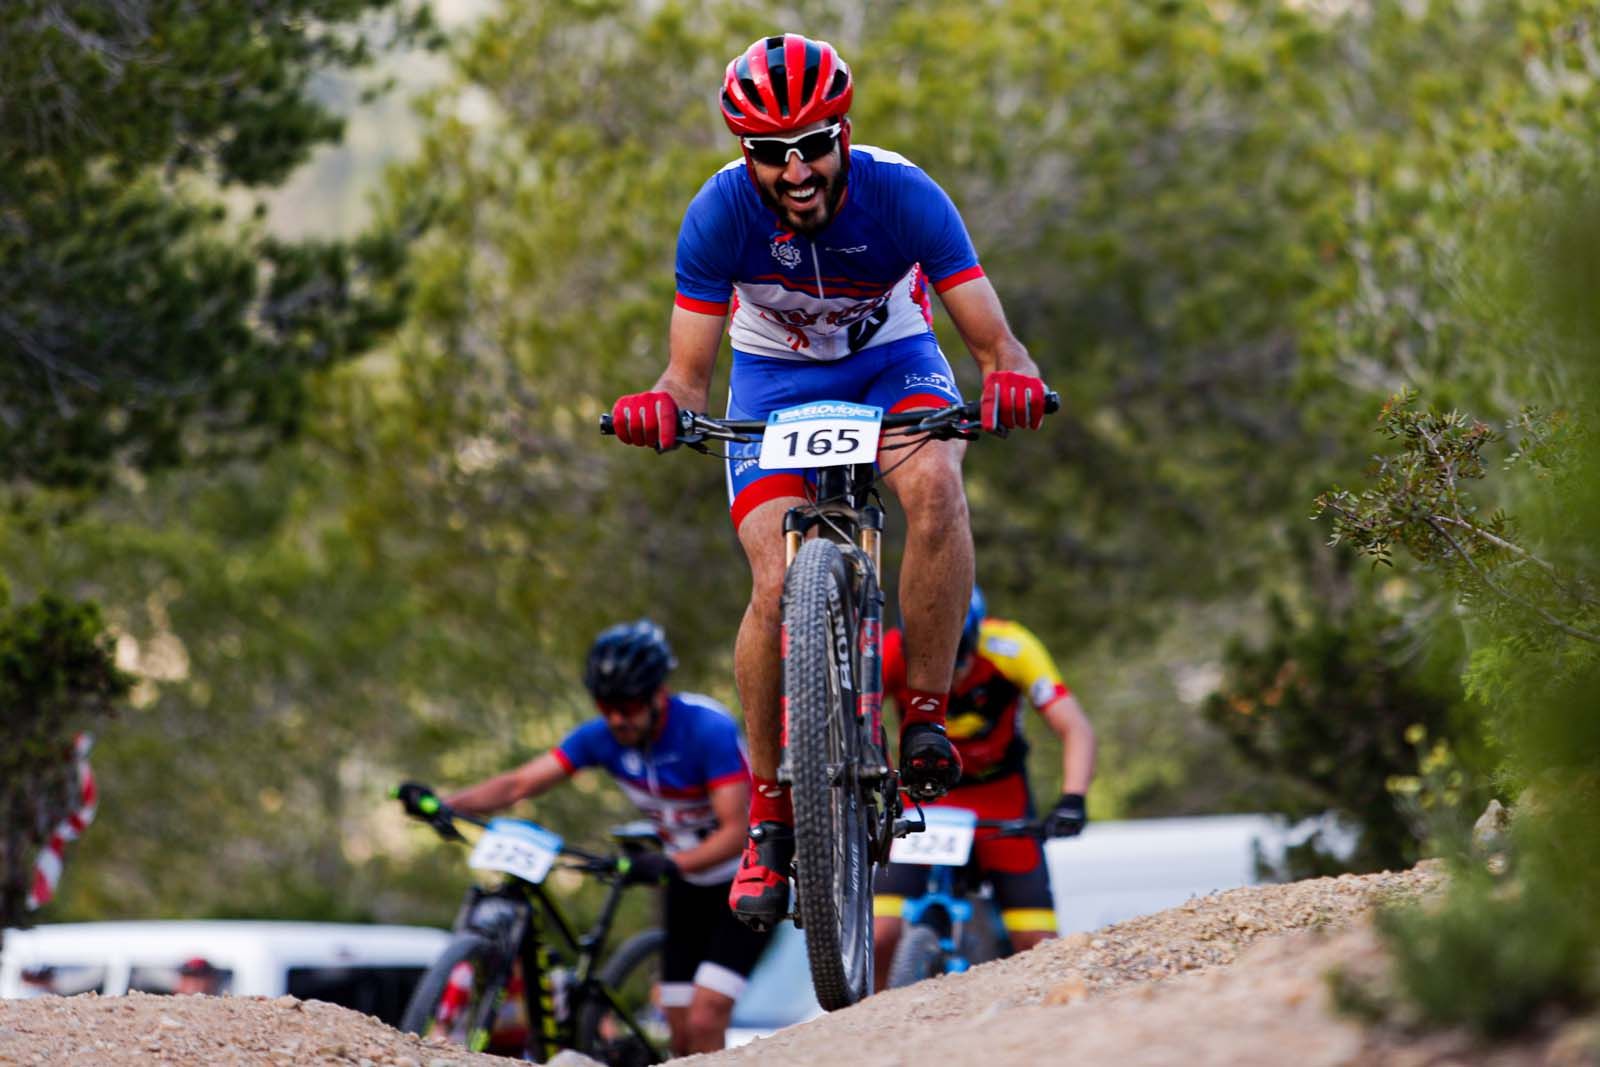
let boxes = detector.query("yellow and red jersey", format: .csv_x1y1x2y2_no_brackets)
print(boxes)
882,617,1071,783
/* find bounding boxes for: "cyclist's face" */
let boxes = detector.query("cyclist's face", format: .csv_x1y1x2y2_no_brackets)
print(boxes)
598,691,660,745
746,119,847,235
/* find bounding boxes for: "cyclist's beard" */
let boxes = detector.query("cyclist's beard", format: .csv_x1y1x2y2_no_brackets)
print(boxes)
762,169,847,236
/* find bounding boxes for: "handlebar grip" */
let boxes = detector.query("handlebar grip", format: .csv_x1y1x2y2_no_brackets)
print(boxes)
599,413,615,435
1044,390,1061,415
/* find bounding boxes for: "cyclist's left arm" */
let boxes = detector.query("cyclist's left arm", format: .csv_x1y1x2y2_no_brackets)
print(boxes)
1040,692,1096,796
937,275,1040,378
984,620,1095,794
669,779,750,874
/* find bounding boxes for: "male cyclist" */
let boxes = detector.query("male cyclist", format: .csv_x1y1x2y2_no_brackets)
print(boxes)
873,587,1096,989
401,621,769,1055
607,33,1051,932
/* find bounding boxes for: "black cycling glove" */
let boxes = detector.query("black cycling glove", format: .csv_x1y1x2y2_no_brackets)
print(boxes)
1046,792,1088,838
620,850,679,886
396,781,438,818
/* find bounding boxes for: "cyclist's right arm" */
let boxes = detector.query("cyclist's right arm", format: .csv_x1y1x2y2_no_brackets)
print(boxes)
656,304,726,413
442,752,567,816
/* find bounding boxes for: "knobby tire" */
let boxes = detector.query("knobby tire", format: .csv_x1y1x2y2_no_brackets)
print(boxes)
784,537,874,1011
399,932,513,1052
886,923,946,989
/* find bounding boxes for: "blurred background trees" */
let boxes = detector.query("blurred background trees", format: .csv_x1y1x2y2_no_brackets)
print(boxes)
2,1,1597,1032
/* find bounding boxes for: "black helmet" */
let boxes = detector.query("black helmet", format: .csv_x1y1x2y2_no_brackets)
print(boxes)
584,620,677,703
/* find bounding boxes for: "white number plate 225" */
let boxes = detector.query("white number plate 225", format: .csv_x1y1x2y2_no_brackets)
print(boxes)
469,818,563,884
888,806,979,867
758,401,883,470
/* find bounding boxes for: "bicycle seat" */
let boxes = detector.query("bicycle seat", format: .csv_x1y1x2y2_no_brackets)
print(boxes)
609,821,662,850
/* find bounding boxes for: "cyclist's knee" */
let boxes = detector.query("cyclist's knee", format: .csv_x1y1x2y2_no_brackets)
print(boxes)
1009,929,1055,953
893,462,969,526
686,991,734,1050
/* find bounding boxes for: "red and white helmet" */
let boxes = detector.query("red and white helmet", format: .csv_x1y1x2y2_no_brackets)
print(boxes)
720,34,853,136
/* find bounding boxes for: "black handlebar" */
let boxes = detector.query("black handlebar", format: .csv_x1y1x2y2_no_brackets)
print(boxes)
598,391,1060,441
397,792,618,872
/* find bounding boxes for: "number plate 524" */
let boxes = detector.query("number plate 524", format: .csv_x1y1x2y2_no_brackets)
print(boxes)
758,401,883,471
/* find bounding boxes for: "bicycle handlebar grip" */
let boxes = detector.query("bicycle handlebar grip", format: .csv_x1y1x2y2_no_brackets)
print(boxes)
1044,390,1061,415
596,411,694,439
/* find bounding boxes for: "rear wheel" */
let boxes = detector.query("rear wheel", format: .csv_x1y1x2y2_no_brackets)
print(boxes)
399,932,517,1054
886,923,946,989
574,928,668,1066
784,537,874,1011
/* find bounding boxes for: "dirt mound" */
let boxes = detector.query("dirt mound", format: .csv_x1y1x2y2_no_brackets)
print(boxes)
0,992,503,1067
2,863,1593,1066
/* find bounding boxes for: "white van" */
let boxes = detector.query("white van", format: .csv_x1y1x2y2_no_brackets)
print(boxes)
0,920,449,1027
1046,812,1359,933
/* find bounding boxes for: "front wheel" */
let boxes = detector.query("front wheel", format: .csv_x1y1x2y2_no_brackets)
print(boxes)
886,923,946,989
574,928,668,1066
399,932,518,1054
785,537,874,1011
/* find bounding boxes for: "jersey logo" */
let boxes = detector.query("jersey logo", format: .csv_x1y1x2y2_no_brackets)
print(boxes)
621,750,644,776
769,237,802,269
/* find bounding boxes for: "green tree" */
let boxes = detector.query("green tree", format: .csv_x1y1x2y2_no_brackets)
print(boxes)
0,0,432,491
0,577,130,936
1319,179,1600,1035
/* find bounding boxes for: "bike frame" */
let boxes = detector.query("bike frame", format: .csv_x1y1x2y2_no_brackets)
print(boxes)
427,813,666,1063
895,817,1039,977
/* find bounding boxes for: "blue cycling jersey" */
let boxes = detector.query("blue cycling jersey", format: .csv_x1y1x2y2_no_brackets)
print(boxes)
554,693,750,886
674,145,984,361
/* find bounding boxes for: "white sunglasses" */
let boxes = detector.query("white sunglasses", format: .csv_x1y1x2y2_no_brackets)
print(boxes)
741,123,843,166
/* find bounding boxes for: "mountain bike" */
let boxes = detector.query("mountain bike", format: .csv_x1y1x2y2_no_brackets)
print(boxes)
394,788,668,1065
883,809,1044,988
600,392,1057,1011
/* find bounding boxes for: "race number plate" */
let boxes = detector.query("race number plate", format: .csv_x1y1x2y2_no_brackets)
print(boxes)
889,806,979,867
758,400,883,470
469,819,563,884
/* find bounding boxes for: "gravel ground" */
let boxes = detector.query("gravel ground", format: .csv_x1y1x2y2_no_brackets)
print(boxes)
3,862,1595,1066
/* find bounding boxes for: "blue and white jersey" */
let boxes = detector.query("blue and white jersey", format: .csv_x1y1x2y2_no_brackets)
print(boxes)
553,692,750,886
674,145,985,362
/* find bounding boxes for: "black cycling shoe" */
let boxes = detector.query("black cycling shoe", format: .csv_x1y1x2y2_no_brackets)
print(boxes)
899,721,963,801
728,821,795,933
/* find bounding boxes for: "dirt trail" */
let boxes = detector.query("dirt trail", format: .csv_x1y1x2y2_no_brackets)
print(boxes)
2,862,1594,1066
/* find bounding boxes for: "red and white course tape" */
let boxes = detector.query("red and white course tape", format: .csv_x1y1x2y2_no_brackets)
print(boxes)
27,732,98,911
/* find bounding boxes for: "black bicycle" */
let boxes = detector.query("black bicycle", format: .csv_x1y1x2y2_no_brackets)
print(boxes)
601,393,1057,1010
394,787,668,1065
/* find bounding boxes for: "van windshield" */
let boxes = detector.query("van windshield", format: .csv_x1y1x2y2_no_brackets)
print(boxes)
286,966,427,1028
130,965,234,996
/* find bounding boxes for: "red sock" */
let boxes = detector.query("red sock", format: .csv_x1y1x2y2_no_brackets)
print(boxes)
902,689,949,728
749,775,793,825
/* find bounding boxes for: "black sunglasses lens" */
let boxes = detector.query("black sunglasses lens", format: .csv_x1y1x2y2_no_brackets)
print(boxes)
797,129,838,161
747,140,790,166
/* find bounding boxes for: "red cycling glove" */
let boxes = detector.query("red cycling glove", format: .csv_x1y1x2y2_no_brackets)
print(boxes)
611,391,679,450
980,371,1046,431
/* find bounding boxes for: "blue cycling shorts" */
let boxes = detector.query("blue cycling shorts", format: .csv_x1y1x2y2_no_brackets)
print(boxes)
724,331,964,529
